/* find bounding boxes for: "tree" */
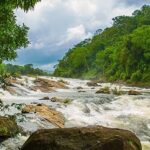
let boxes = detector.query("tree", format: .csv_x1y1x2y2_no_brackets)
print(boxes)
54,5,150,85
0,0,41,63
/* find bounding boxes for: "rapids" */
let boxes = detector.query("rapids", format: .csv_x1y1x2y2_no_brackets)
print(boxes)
0,76,150,150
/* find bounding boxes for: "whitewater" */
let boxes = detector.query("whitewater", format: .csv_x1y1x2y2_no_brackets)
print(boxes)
0,76,150,150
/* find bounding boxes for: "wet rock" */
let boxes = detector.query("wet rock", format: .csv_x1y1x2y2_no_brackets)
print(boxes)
6,77,24,86
96,87,110,94
128,90,142,95
39,96,50,100
112,88,125,96
32,78,68,92
87,81,99,86
50,97,72,104
30,86,54,93
0,99,3,106
31,102,38,105
0,116,19,142
36,103,43,106
78,90,86,93
51,97,62,102
22,104,64,128
5,86,20,95
76,86,83,90
58,79,69,85
63,98,72,105
5,77,17,86
21,126,142,150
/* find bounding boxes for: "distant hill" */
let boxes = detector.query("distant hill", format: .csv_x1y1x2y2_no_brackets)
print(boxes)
0,64,50,77
54,5,150,85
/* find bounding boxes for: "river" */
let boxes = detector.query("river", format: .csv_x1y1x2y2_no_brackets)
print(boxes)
0,76,150,150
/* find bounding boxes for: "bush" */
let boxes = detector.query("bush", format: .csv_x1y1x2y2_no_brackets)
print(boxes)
131,71,142,82
63,98,72,104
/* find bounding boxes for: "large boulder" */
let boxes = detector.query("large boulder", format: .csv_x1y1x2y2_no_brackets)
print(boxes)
0,116,19,142
21,126,141,150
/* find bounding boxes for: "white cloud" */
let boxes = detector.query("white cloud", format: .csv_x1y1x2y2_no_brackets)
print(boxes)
14,0,148,70
29,42,44,50
57,24,92,46
65,0,97,17
36,62,57,71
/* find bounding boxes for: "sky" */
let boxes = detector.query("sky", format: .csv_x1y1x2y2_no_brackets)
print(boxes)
13,0,150,71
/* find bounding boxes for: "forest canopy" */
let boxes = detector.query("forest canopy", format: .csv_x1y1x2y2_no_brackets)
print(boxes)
0,63,49,77
54,5,150,85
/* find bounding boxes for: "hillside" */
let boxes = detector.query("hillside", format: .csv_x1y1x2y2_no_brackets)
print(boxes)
54,5,150,85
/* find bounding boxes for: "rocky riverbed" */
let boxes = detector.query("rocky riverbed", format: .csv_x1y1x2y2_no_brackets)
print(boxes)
0,76,150,149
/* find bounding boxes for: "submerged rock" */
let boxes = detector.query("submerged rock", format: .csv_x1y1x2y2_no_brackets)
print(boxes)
112,87,125,96
0,116,19,142
128,90,142,95
78,90,86,93
51,97,62,102
39,96,50,100
87,81,99,86
21,126,142,150
76,86,83,90
22,104,64,128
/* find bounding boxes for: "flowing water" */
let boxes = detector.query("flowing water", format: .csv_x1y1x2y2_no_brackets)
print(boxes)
0,76,150,150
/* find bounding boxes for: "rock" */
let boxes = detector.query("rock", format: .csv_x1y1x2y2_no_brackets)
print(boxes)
39,96,50,100
0,99,3,106
58,79,69,85
128,90,142,95
21,126,142,150
63,98,72,105
22,104,64,128
5,77,17,86
6,77,24,86
0,116,19,142
51,97,62,102
78,90,86,93
87,81,98,86
76,86,83,90
5,86,20,95
112,88,125,96
32,78,68,92
96,87,110,94
30,86,54,93
31,102,38,105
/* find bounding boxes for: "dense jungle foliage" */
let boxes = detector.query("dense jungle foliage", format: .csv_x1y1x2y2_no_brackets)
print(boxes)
54,5,150,85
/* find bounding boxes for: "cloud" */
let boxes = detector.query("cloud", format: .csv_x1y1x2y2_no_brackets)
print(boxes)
57,24,92,46
13,0,149,70
36,62,57,71
65,0,97,17
122,0,149,6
